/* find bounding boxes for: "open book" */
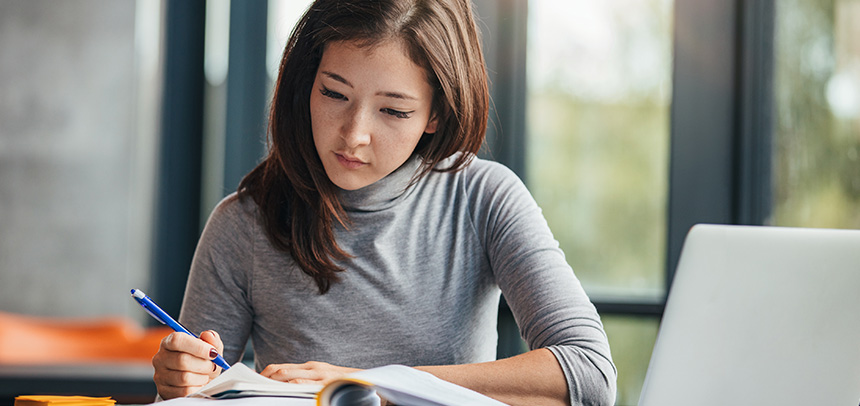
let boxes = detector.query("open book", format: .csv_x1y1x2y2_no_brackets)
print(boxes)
190,363,321,399
189,362,508,405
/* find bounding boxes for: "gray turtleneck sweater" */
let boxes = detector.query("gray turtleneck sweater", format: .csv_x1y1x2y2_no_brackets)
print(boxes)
179,155,616,405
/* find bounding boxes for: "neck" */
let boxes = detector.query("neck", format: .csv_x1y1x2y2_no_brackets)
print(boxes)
338,155,424,212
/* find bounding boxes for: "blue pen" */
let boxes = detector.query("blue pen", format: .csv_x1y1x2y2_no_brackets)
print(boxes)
130,288,231,370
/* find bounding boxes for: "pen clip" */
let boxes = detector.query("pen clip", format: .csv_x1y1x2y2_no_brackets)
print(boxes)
136,300,167,325
145,307,166,324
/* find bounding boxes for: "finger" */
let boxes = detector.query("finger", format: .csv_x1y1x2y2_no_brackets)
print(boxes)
154,368,212,387
289,378,320,385
260,363,310,380
154,349,217,373
260,363,293,379
153,366,212,400
198,330,226,375
263,365,325,383
266,369,322,383
161,332,219,362
199,330,224,355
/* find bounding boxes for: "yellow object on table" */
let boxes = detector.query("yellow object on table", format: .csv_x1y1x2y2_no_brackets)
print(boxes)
14,395,116,406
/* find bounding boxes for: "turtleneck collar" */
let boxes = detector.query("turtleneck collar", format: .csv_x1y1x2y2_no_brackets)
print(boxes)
338,155,425,212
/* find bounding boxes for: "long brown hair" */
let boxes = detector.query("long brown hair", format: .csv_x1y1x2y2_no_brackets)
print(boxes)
238,0,489,294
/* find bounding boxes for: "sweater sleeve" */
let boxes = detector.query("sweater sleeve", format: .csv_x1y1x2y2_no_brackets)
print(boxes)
466,160,617,406
178,193,255,365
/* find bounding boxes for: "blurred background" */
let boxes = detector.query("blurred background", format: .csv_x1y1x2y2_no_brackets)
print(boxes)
1,0,858,404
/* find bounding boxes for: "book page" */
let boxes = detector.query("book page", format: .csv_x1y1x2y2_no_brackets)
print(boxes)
159,396,315,406
190,362,322,399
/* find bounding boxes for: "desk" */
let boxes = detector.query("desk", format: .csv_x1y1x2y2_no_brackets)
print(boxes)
0,364,156,406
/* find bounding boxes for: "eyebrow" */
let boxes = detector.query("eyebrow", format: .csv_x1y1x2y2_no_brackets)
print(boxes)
320,71,419,101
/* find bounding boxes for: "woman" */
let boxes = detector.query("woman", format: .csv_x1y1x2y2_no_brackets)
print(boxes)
152,0,616,404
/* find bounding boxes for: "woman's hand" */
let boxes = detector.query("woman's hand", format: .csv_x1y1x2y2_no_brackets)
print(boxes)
261,361,360,385
151,330,225,399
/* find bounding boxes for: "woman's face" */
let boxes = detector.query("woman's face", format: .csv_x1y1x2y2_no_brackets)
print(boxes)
310,40,438,191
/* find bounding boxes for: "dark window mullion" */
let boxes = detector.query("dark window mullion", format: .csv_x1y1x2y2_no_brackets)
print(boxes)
151,0,207,318
223,0,269,194
665,0,740,290
474,0,528,180
736,0,775,226
666,0,775,291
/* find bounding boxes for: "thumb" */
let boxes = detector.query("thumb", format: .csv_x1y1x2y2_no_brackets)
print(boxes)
199,330,224,356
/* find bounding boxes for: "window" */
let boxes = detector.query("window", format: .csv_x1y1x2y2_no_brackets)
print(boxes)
527,0,673,300
525,1,673,404
0,0,161,320
772,0,860,229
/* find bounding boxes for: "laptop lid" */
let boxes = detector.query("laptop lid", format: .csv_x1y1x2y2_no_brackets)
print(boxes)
639,224,860,406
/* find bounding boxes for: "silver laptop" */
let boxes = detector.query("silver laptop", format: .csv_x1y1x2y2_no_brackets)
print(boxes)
639,224,860,406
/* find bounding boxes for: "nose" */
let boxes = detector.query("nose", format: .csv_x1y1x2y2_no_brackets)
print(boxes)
341,106,372,149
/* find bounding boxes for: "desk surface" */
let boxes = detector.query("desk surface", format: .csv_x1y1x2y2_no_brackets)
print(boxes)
0,363,157,406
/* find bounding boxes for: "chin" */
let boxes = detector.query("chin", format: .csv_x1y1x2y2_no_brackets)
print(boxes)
336,183,364,191
330,175,375,191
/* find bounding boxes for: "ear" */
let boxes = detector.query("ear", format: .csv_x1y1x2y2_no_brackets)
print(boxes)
423,113,439,134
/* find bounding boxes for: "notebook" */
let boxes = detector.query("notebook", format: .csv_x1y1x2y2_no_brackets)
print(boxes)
638,224,860,406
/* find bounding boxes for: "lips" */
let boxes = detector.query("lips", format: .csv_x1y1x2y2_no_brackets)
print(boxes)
335,153,366,169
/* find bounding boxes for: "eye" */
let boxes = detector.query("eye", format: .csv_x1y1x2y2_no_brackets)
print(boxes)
320,87,346,101
381,108,413,119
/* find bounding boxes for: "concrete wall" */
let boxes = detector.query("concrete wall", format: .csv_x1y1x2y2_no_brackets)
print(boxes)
0,0,159,321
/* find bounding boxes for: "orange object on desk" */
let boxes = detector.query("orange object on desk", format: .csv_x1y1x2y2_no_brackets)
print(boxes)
0,311,171,364
14,395,116,405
